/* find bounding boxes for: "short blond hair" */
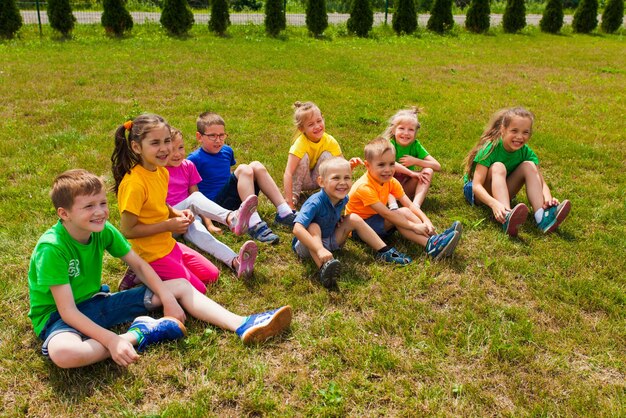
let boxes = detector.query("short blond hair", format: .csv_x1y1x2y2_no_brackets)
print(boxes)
51,169,106,210
364,137,395,162
197,112,225,134
319,157,351,179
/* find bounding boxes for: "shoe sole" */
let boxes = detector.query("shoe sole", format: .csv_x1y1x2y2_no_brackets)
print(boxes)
504,203,529,237
545,200,571,234
241,306,293,345
319,259,341,288
431,232,457,261
237,240,258,278
118,269,139,291
232,195,258,236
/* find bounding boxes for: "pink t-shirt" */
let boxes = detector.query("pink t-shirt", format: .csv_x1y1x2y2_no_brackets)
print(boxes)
166,160,202,206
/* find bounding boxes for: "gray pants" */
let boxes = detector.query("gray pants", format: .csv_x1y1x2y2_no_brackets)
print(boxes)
174,192,237,267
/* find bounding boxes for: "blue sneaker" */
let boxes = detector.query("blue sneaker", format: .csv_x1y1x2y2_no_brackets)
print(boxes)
376,247,412,265
503,203,529,237
248,221,280,244
236,306,293,345
425,231,457,260
274,211,298,227
537,200,571,233
443,220,463,236
128,316,187,352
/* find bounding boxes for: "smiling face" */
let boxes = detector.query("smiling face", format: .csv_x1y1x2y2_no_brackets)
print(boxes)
131,124,172,171
168,134,185,167
58,190,109,243
196,123,227,154
501,116,532,152
301,109,325,142
392,120,419,147
318,162,352,204
365,150,396,185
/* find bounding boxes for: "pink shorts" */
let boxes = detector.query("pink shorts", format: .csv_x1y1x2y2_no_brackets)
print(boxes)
149,242,219,294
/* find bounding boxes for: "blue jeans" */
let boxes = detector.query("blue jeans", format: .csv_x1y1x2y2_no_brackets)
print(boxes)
39,285,156,357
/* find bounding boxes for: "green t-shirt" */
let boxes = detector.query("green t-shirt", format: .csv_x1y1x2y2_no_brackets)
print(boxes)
390,139,430,171
28,220,131,337
466,139,539,182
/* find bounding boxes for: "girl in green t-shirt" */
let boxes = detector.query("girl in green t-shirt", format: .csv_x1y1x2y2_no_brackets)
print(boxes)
381,107,442,210
463,107,571,237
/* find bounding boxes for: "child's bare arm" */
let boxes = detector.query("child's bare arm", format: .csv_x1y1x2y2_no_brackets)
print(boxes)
398,195,434,232
50,284,139,367
122,250,186,323
398,155,441,172
369,201,429,235
120,210,191,238
283,154,302,210
293,222,333,266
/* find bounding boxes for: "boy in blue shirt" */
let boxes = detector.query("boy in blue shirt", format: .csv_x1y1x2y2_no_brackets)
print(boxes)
292,157,412,289
28,169,292,368
188,112,297,245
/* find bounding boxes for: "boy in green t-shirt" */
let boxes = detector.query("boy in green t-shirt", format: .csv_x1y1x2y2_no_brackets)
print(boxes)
29,169,292,368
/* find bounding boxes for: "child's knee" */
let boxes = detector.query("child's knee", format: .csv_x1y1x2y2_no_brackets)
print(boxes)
47,336,80,368
519,160,539,173
489,162,507,176
249,161,268,174
235,164,254,178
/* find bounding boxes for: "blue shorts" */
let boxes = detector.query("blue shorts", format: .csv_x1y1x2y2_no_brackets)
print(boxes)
354,214,394,240
214,173,260,211
463,181,475,206
38,285,156,358
293,233,342,259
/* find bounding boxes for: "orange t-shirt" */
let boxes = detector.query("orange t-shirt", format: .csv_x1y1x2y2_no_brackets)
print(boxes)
117,165,176,262
345,171,405,219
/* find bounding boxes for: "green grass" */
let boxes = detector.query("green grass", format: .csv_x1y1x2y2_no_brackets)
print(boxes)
1,24,625,416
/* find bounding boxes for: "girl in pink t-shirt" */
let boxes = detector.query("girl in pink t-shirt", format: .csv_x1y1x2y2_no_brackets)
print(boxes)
166,128,257,279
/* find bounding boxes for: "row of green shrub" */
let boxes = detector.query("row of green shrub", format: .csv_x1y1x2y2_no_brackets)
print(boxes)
1,0,623,39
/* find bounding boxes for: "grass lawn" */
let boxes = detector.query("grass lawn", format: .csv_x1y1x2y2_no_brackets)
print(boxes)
0,23,624,416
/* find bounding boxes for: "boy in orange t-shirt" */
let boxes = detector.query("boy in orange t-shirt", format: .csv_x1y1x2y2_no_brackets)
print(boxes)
346,137,462,260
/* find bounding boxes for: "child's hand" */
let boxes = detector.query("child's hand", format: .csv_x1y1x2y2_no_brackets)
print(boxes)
107,335,140,367
349,157,364,170
399,156,418,168
492,203,509,224
412,171,428,183
543,198,559,209
423,221,436,235
316,248,334,265
163,301,187,324
181,209,195,223
168,217,192,234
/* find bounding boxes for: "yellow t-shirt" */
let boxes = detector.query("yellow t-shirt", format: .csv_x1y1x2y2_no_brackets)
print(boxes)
345,172,405,220
117,165,176,262
289,132,342,170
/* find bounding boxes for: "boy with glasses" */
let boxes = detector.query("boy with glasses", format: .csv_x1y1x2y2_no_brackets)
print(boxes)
188,112,297,244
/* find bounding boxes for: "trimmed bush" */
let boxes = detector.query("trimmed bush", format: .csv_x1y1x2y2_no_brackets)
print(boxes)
540,0,563,33
502,0,526,33
47,0,76,37
572,0,598,33
264,0,286,37
392,0,417,34
347,0,374,37
306,0,328,37
600,0,623,33
209,0,230,36
101,0,133,36
0,0,23,39
160,0,194,36
427,0,454,33
465,0,490,33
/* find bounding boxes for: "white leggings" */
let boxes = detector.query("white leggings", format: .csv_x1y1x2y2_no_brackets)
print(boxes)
173,192,237,267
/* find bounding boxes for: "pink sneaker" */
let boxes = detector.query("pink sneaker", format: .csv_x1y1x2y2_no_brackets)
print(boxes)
236,240,257,278
118,267,140,291
229,195,258,236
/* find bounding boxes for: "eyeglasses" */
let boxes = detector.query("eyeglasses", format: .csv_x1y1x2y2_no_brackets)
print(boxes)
200,133,228,142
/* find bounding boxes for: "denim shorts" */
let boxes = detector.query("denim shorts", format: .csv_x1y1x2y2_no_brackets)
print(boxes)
214,173,260,211
293,234,342,259
463,181,475,206
38,285,156,357
353,214,394,240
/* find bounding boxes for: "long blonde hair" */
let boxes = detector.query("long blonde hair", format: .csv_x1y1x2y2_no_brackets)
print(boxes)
381,106,422,141
464,107,535,179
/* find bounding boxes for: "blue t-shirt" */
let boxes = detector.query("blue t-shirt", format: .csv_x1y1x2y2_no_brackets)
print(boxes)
295,189,348,239
187,146,236,201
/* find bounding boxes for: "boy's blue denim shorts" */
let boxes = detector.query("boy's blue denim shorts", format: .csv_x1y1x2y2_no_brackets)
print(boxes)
293,234,342,259
463,181,475,206
354,214,394,240
38,285,156,358
214,173,260,211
